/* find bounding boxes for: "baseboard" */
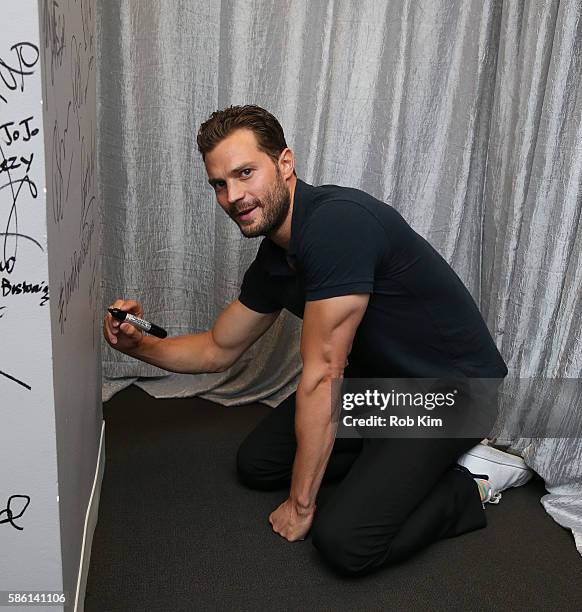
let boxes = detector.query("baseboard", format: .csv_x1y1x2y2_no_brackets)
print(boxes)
74,420,106,612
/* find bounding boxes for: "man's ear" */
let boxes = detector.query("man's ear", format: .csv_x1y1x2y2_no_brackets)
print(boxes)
278,147,295,180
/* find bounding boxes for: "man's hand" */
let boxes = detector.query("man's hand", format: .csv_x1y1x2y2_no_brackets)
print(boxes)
103,299,145,352
268,498,316,542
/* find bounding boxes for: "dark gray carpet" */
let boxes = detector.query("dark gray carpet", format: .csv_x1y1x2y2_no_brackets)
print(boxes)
85,384,582,611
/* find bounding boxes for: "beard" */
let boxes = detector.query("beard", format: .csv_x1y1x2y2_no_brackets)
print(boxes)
230,169,291,238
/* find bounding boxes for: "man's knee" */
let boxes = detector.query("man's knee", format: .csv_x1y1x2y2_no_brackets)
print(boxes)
236,438,287,491
236,439,262,488
311,516,376,577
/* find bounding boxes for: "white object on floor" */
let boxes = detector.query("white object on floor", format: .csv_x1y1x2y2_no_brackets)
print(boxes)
473,477,503,508
457,442,534,495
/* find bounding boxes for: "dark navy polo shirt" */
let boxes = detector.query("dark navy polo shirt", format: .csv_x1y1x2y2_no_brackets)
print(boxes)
238,178,508,379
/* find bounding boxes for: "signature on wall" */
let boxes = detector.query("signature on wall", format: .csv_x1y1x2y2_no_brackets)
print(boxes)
0,494,31,530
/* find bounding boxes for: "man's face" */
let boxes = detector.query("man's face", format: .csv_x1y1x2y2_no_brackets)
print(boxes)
205,128,291,238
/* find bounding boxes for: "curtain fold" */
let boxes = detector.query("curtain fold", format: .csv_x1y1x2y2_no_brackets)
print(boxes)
482,0,582,556
98,0,582,554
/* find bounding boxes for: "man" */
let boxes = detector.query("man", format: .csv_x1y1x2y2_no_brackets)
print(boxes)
104,105,532,576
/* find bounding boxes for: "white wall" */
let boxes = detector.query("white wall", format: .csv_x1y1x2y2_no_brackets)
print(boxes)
0,1,102,611
0,0,63,606
40,0,102,610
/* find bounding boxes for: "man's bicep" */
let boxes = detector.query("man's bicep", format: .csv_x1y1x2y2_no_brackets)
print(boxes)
210,299,281,368
299,294,369,391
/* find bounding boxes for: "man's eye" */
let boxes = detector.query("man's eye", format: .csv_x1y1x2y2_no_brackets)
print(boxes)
241,169,252,177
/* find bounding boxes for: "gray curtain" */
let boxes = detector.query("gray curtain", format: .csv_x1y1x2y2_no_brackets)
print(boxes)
98,0,582,556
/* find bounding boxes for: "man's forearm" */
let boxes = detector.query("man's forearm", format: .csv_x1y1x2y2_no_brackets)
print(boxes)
289,378,338,510
124,331,228,374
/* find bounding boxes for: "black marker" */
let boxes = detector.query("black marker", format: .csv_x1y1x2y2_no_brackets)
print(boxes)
108,308,168,339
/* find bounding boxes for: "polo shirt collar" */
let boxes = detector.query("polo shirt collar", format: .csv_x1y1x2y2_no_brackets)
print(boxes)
287,177,313,264
262,177,314,276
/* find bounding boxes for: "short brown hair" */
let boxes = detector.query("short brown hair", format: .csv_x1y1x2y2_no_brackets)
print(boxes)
196,104,296,176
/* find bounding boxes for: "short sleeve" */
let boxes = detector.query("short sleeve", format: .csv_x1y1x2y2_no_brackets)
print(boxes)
300,201,386,301
238,246,282,314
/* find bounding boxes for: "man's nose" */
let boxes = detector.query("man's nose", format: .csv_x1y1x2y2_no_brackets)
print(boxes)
227,183,245,205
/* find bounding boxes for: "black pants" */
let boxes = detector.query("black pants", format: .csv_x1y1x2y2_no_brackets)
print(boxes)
236,390,487,577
